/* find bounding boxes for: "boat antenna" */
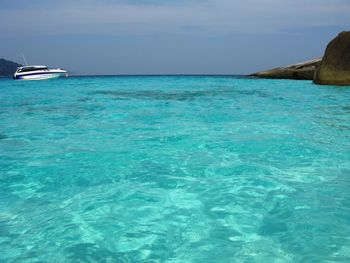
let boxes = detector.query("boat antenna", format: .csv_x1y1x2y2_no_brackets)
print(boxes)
21,53,28,66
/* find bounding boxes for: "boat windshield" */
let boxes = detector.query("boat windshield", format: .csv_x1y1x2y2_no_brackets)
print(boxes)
18,67,48,73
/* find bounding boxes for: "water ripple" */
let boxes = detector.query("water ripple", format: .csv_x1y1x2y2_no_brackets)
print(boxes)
0,76,350,262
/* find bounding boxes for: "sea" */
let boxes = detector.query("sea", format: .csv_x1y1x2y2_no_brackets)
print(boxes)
0,76,350,262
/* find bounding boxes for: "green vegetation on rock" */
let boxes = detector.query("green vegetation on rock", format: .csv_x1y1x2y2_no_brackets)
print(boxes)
0,58,22,77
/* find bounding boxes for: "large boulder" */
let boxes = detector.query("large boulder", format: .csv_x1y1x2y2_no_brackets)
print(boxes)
250,58,321,80
314,31,350,85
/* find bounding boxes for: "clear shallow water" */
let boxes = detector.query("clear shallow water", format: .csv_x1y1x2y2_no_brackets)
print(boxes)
0,76,350,262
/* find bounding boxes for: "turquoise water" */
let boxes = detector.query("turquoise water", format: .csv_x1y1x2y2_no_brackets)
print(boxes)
0,76,350,262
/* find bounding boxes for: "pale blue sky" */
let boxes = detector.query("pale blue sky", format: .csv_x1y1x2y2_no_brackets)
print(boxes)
0,0,349,75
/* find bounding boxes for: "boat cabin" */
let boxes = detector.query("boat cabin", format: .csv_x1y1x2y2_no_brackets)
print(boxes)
16,66,48,73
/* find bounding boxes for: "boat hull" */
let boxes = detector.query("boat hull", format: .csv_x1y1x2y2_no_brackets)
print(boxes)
13,68,68,80
14,72,67,80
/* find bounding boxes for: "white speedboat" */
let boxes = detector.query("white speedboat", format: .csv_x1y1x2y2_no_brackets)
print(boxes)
13,65,68,80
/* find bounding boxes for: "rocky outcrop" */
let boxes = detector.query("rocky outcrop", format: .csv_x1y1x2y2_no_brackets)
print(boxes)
313,31,350,86
250,58,322,80
0,58,22,76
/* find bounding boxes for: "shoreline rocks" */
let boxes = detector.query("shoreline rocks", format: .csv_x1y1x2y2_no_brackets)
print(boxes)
250,31,350,86
313,31,350,86
249,58,321,80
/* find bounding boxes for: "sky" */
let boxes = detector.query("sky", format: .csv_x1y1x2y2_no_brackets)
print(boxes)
0,0,349,75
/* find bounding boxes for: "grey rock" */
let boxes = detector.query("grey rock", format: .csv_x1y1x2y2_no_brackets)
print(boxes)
250,58,322,80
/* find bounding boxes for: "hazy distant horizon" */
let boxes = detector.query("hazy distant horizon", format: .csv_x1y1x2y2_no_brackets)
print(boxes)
1,0,349,75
